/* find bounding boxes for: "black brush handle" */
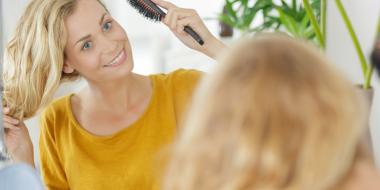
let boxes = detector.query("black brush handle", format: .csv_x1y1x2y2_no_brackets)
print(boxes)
143,0,204,46
184,26,204,45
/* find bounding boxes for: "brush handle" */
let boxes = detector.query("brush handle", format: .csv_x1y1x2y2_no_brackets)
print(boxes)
183,26,204,45
143,0,204,46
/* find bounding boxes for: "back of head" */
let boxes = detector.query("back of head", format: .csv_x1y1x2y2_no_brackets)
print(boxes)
163,34,366,190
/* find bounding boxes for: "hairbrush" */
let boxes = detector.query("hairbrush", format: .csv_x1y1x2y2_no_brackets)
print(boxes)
126,0,204,45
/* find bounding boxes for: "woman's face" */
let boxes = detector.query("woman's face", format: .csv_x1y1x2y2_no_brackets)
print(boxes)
63,0,133,83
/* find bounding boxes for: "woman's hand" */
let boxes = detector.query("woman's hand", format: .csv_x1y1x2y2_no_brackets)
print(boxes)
152,0,226,59
3,107,34,167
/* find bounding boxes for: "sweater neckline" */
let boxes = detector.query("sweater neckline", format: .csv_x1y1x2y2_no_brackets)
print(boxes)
65,74,157,141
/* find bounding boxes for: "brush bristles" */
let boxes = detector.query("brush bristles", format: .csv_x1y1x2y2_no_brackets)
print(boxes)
127,0,162,22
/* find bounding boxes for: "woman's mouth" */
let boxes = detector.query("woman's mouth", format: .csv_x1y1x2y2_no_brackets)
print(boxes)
104,49,127,67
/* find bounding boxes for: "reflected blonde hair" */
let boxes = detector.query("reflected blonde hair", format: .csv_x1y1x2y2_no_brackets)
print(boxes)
3,0,107,119
164,34,367,190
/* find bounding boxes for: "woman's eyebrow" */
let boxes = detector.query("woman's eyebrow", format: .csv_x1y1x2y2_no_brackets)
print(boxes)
75,35,91,46
99,13,107,25
74,13,108,46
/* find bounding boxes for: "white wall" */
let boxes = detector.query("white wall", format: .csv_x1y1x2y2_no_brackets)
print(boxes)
2,0,29,44
326,0,380,165
0,0,3,60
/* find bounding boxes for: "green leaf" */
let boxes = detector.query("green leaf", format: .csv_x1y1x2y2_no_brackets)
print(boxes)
218,14,237,28
303,26,316,39
277,8,299,36
241,0,248,6
311,0,321,20
215,0,323,44
242,8,258,29
303,0,324,47
292,0,297,10
224,0,238,22
300,13,310,28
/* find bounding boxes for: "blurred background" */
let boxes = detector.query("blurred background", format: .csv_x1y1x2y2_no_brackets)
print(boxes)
1,0,380,170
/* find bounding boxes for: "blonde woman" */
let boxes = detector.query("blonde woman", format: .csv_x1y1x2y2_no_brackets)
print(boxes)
2,0,225,189
164,34,380,190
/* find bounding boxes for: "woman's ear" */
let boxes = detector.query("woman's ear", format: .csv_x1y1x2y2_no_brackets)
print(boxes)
63,59,75,74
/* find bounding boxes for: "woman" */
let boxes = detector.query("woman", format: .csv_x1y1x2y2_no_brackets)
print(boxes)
2,0,225,189
163,34,380,190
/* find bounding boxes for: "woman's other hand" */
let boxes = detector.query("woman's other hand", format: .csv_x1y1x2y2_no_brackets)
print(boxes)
3,107,34,167
152,0,226,59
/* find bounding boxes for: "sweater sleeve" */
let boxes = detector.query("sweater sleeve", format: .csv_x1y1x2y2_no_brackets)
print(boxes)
169,69,204,129
39,107,69,190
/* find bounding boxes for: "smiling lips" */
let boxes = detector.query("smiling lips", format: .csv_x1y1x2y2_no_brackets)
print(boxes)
105,49,127,67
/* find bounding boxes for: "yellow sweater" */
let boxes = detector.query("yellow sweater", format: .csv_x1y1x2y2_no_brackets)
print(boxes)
39,69,203,190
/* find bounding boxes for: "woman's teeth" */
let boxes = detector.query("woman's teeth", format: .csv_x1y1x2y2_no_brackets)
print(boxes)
106,50,124,66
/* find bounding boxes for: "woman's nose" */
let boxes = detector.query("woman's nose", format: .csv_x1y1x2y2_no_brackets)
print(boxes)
99,34,118,54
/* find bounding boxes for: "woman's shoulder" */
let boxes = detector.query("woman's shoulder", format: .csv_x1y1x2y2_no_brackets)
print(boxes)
149,69,204,120
39,94,73,137
151,69,204,89
40,94,72,122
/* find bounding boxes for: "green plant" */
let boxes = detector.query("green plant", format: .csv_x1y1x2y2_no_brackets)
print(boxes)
303,0,373,88
219,0,375,89
219,0,322,46
218,0,275,34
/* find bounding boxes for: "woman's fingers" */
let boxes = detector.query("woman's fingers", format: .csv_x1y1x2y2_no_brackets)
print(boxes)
176,17,194,34
3,107,21,125
151,0,176,10
151,0,221,56
179,8,197,17
151,0,200,36
3,122,20,130
3,115,20,125
3,107,10,114
164,8,197,31
165,8,179,30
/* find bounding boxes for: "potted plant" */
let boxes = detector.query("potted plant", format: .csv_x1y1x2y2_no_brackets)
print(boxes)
218,0,322,45
219,0,375,88
219,0,379,158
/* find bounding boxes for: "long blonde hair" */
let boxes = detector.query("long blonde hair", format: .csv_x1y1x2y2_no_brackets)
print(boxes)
164,34,367,190
2,0,107,119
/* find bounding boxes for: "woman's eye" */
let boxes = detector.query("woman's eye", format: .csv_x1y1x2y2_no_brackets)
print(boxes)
82,41,92,50
103,21,112,32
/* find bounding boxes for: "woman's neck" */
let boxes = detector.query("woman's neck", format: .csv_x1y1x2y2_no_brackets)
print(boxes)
80,73,151,115
342,158,380,190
